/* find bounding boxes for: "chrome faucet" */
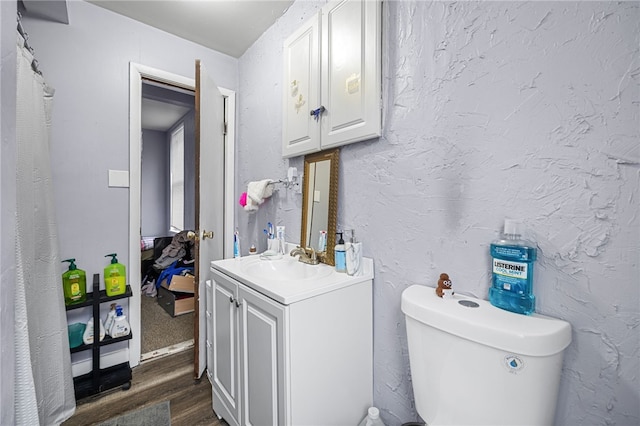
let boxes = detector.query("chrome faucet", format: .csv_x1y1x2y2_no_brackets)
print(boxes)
290,247,319,265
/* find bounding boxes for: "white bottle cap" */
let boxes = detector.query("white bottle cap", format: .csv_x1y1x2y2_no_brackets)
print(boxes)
368,407,380,419
504,218,523,236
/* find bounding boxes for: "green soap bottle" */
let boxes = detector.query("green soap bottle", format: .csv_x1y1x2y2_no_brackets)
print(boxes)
104,253,126,296
62,258,87,306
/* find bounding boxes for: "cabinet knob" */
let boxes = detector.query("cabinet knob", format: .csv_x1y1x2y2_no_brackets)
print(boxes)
229,295,234,303
310,106,326,121
235,300,242,308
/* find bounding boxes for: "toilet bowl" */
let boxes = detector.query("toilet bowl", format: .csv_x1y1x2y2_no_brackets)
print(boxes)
401,285,571,426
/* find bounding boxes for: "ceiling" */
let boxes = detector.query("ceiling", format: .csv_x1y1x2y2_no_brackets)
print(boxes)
88,0,295,58
142,81,195,132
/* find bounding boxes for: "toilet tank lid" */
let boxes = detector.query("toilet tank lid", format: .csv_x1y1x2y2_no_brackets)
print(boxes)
401,285,572,357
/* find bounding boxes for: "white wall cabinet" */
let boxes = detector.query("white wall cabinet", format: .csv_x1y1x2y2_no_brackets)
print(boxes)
208,260,373,426
282,0,381,158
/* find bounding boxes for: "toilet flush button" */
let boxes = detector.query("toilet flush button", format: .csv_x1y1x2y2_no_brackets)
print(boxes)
458,300,479,308
504,355,525,374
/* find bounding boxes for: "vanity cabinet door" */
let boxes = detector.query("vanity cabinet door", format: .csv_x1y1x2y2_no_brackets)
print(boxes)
211,275,241,426
238,286,287,426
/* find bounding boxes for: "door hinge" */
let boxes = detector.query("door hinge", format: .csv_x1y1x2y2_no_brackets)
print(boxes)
223,122,228,135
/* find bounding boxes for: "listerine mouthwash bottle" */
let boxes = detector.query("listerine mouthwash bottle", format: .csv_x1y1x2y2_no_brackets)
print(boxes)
489,219,537,315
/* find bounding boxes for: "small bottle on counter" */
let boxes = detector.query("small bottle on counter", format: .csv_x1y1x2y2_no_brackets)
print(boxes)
345,229,363,276
358,407,385,426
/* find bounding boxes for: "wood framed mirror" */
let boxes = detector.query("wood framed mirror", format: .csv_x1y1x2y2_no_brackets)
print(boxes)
300,148,339,266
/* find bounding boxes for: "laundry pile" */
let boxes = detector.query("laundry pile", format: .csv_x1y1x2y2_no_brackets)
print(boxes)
141,230,194,297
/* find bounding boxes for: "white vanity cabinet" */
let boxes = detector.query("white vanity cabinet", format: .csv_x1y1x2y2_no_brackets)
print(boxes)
282,0,382,158
208,258,373,426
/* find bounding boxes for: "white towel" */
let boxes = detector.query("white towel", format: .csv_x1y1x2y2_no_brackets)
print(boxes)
244,196,260,211
247,179,274,203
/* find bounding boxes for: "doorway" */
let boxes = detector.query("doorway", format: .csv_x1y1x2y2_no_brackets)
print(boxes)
128,62,236,369
139,81,196,360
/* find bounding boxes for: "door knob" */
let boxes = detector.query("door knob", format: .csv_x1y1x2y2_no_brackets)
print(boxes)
187,230,214,241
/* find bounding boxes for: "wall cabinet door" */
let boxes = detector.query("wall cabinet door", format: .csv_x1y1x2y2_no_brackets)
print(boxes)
238,286,286,426
282,13,321,157
211,275,241,426
282,0,381,158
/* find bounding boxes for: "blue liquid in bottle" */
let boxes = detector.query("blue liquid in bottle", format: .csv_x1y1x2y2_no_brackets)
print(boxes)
489,219,537,315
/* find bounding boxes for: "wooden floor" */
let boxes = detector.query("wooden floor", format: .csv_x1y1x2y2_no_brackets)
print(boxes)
63,348,228,426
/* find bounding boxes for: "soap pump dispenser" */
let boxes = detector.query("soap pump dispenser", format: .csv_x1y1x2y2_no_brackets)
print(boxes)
109,305,131,338
104,253,126,297
335,232,346,273
61,258,87,306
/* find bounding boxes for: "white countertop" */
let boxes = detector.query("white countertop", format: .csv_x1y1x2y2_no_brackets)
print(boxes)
210,255,373,305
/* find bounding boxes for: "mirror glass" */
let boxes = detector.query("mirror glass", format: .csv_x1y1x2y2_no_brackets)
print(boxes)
300,148,339,266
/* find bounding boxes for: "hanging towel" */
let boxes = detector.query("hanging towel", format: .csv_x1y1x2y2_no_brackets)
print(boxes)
244,197,261,211
247,179,274,203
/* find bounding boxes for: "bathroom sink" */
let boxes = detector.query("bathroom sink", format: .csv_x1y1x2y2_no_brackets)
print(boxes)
242,257,333,281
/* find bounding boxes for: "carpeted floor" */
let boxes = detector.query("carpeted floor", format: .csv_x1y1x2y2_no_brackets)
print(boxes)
97,401,171,426
141,293,193,354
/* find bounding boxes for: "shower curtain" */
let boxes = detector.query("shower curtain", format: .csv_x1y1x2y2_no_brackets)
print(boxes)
14,32,75,425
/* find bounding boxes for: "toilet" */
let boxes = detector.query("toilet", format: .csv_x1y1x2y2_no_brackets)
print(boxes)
401,285,571,426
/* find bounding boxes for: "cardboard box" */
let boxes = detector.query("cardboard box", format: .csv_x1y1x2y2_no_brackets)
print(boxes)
160,274,194,294
157,285,194,317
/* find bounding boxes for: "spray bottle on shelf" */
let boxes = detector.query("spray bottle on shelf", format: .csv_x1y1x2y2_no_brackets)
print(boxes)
489,218,537,315
61,258,87,306
104,253,126,296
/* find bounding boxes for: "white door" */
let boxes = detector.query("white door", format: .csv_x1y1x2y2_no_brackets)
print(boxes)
195,60,225,378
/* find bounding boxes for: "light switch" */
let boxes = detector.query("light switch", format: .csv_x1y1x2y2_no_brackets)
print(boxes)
108,170,129,188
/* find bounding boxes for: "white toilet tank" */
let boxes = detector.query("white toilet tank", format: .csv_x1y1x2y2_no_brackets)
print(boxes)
401,285,571,426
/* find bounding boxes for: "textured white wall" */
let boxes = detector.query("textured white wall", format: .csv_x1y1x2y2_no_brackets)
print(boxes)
238,1,639,425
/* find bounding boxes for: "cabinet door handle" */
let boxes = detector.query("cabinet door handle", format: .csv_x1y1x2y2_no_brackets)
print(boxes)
235,300,242,308
229,295,234,303
310,106,325,121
